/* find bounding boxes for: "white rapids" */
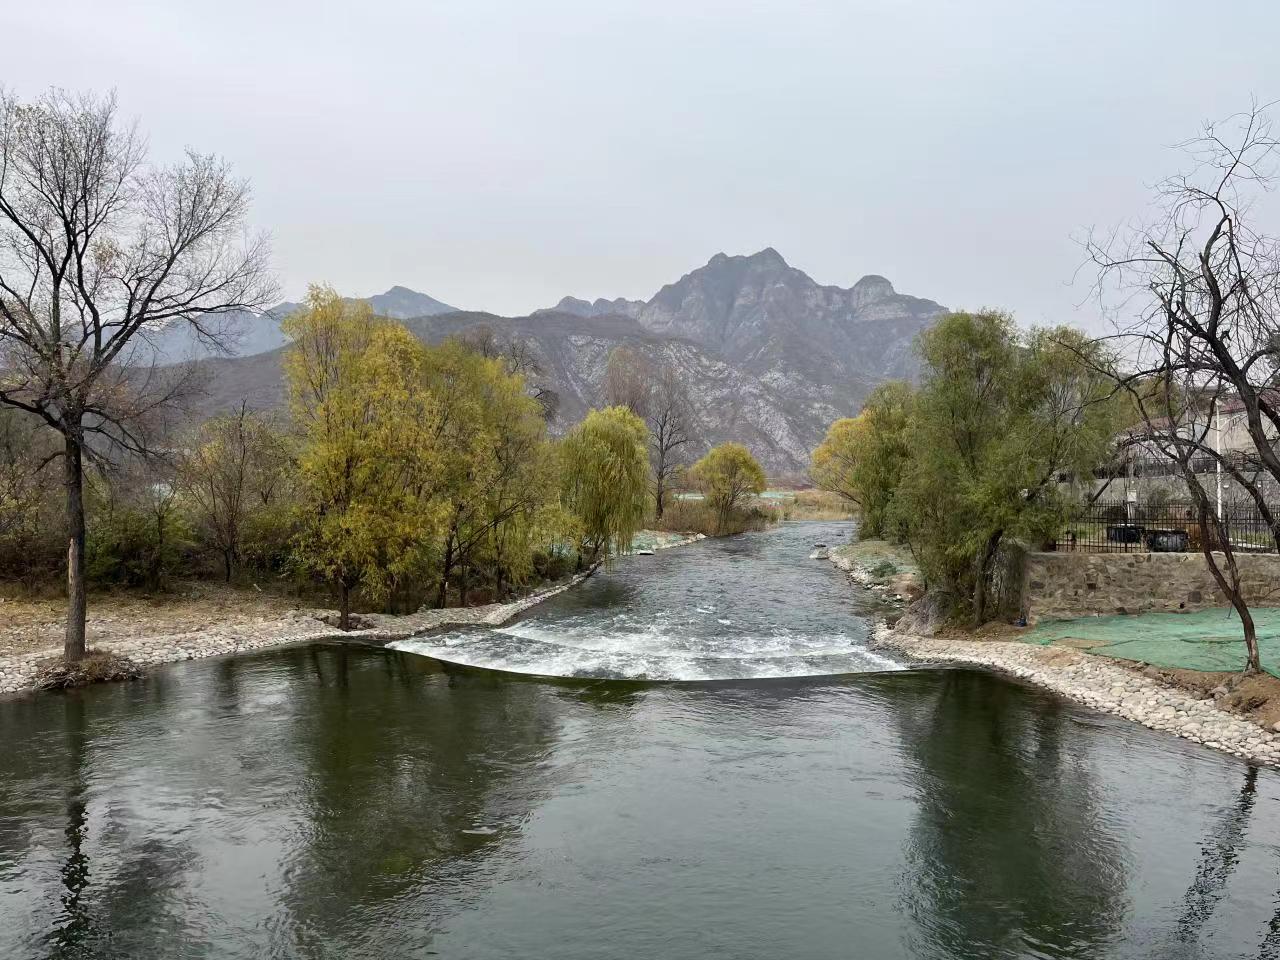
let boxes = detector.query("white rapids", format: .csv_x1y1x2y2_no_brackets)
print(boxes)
391,522,903,682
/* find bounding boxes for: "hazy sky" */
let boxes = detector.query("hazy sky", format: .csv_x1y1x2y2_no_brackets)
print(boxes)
6,0,1280,328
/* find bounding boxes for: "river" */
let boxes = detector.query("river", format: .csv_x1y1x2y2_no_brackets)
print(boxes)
3,522,1280,958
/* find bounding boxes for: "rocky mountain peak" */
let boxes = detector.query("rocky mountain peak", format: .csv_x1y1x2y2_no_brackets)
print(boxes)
746,246,788,268
851,274,895,304
364,285,457,320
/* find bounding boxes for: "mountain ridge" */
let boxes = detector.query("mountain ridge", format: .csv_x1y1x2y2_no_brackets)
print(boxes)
182,250,946,474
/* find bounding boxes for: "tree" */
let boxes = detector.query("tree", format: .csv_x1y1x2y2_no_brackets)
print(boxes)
1083,103,1280,673
691,442,766,533
179,403,290,582
425,339,555,607
284,287,443,628
648,364,694,519
811,381,914,538
458,325,559,422
0,89,273,658
892,313,1120,625
603,345,652,418
560,406,650,563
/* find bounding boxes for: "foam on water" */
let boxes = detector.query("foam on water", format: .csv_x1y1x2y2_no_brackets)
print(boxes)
390,522,903,681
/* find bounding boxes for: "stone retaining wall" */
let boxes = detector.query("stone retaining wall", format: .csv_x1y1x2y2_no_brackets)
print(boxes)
1022,551,1280,623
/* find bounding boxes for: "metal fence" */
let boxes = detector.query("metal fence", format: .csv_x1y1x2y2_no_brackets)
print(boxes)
1054,500,1279,554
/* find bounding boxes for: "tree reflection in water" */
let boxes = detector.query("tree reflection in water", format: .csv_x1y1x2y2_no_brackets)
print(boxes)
1163,764,1259,958
891,670,1128,960
270,645,577,954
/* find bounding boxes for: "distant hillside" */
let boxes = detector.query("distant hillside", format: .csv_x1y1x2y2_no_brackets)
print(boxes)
145,285,458,362
186,251,946,473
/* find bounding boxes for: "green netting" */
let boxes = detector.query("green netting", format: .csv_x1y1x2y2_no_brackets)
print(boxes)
1022,608,1280,678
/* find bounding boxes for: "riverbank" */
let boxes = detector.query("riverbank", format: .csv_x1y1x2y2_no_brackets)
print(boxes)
826,548,1280,766
0,532,709,696
0,570,594,696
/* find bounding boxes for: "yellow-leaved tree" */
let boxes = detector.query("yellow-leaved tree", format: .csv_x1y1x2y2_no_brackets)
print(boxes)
691,442,766,533
810,381,914,539
426,339,566,607
283,286,445,628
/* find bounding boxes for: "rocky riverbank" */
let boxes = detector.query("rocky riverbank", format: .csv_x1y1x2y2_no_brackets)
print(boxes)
1,530,710,696
0,570,597,696
872,624,1280,766
826,543,1280,765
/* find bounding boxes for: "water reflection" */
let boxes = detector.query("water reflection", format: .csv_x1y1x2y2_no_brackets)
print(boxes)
0,647,588,959
7,647,1280,959
1167,764,1259,956
891,670,1128,959
275,647,574,953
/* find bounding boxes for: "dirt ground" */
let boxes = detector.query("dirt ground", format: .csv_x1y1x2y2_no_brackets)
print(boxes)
1136,665,1280,730
0,581,299,657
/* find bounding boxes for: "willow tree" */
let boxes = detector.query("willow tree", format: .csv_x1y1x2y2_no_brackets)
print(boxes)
811,381,914,539
0,89,273,659
284,287,442,628
691,443,766,533
426,338,561,607
560,406,650,564
893,313,1121,625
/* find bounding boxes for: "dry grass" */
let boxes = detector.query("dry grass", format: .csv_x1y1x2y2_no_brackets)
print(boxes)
778,489,854,521
655,498,773,536
35,652,144,690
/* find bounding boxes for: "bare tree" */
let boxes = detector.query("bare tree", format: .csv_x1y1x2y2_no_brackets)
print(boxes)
457,326,559,421
179,402,290,583
648,364,693,518
1084,102,1280,674
603,345,652,418
0,89,273,659
1118,375,1261,671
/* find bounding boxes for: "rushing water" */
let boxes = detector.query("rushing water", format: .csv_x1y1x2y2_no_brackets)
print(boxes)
392,521,899,680
4,524,1280,959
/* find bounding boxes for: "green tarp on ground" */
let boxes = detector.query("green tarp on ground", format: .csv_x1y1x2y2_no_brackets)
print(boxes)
1022,608,1280,678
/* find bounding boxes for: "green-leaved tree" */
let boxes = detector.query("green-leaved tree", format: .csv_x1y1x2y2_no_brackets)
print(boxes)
560,406,650,564
691,442,766,534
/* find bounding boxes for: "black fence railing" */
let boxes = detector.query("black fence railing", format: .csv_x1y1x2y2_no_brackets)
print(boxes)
1054,500,1280,554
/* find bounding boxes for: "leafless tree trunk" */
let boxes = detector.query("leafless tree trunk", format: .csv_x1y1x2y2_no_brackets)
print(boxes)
62,434,87,655
648,364,693,519
0,89,274,659
603,345,652,418
1084,102,1280,674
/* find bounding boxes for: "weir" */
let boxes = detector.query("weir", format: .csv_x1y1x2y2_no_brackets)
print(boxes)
390,521,903,680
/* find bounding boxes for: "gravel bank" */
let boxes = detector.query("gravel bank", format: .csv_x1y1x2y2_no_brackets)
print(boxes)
0,571,596,696
827,547,1280,766
1,531,709,697
873,625,1280,766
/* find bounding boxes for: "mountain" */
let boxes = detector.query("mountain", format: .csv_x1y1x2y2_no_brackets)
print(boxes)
146,286,457,363
364,285,457,320
532,295,645,320
188,252,945,474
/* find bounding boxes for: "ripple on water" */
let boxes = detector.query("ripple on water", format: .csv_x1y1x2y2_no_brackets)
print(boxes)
389,522,903,681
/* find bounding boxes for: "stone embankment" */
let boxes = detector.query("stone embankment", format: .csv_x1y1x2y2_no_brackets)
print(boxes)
874,625,1280,767
829,545,1280,766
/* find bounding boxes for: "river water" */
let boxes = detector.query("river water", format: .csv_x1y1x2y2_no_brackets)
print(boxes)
4,523,1280,959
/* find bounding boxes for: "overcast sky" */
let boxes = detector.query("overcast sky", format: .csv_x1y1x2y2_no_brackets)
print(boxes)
5,0,1280,327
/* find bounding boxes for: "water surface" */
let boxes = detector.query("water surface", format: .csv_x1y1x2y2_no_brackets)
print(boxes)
392,521,896,679
4,523,1280,959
